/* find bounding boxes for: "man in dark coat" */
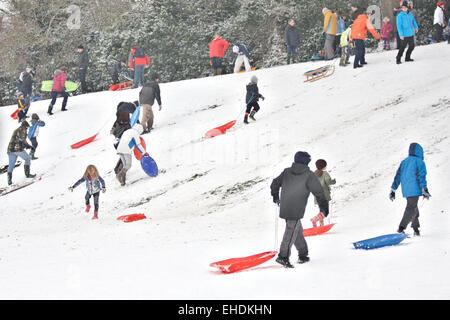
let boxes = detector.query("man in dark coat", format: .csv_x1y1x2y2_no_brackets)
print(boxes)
77,45,89,93
17,67,35,107
271,151,329,268
111,59,127,84
7,121,36,185
139,73,162,133
285,19,300,64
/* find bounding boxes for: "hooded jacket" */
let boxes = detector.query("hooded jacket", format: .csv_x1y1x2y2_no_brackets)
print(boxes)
396,10,419,38
51,69,67,92
72,175,105,195
391,143,427,198
116,125,145,155
8,123,32,153
271,163,329,220
139,80,161,106
351,13,380,40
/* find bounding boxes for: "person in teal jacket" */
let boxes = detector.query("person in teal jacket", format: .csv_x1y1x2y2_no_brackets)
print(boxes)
390,143,430,236
396,1,419,64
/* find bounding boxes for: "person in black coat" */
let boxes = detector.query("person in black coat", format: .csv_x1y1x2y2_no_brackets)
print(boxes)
17,67,35,107
77,45,89,93
244,75,264,124
285,19,300,64
111,59,127,84
271,151,329,268
139,73,162,133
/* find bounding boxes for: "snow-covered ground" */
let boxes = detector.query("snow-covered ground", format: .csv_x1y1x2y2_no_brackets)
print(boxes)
0,43,449,300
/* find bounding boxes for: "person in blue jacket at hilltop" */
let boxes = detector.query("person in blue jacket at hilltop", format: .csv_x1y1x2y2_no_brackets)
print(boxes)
390,143,430,236
396,1,419,64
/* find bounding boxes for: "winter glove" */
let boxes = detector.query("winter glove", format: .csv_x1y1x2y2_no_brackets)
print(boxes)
158,104,162,111
69,187,74,192
102,188,106,193
261,96,265,101
389,190,396,202
422,188,431,200
273,197,280,206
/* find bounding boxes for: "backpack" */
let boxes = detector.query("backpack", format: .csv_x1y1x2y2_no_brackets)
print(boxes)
237,43,250,57
134,46,146,58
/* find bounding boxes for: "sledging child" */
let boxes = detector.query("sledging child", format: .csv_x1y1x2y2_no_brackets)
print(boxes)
28,113,45,160
69,165,106,220
311,159,336,227
244,75,265,124
381,17,394,50
339,24,353,66
16,92,29,122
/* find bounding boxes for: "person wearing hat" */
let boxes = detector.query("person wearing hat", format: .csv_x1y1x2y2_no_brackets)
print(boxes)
312,159,336,227
77,45,89,93
244,75,265,124
16,92,29,122
17,67,35,109
434,2,446,42
270,151,329,268
139,73,162,133
48,66,69,115
231,43,252,73
6,121,36,185
396,1,419,64
28,113,46,160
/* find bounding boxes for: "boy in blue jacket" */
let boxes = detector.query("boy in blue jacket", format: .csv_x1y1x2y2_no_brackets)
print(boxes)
396,1,419,64
28,113,45,160
390,143,430,236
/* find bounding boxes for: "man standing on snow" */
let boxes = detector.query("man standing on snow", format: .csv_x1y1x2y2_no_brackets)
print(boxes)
322,8,338,60
17,67,35,108
77,45,89,93
209,33,229,75
390,143,430,236
396,1,419,64
433,1,446,42
351,7,381,68
285,19,300,65
139,73,162,133
270,151,329,268
129,45,151,88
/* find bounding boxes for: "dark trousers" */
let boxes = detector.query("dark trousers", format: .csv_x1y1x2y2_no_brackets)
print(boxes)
50,91,69,107
396,36,415,61
246,101,260,114
211,57,224,75
85,192,100,211
353,39,365,68
279,219,308,259
30,137,38,152
112,73,119,84
399,196,420,230
433,24,444,42
79,67,88,93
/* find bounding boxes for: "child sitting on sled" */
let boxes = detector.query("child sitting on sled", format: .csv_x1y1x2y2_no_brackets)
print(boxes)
69,165,106,220
311,159,336,227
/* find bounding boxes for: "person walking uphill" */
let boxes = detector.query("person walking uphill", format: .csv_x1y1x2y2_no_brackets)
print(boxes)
209,33,229,75
311,159,336,227
77,45,89,93
6,121,36,186
129,46,151,88
396,1,419,64
48,67,69,115
28,113,45,160
244,76,265,124
285,19,300,64
351,8,381,68
322,8,338,60
69,165,106,220
17,67,35,108
270,151,329,268
390,143,430,236
139,73,162,134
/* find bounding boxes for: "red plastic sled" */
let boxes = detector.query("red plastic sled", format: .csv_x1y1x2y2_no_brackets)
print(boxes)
117,213,147,223
210,251,277,274
205,120,237,138
10,109,20,120
109,81,133,91
303,223,335,237
133,137,147,161
71,133,98,149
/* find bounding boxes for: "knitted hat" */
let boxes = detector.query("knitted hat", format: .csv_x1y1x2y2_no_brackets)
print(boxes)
250,75,258,84
31,113,39,120
401,1,409,7
21,120,30,128
315,159,327,170
294,151,311,165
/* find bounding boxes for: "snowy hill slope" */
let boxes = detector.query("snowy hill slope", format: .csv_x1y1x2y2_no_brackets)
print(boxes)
0,43,449,299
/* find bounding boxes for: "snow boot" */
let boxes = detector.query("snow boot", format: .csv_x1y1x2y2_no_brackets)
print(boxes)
92,211,98,220
244,114,249,124
7,172,12,186
397,226,405,234
413,228,420,237
276,256,294,268
61,102,68,112
47,104,54,115
85,204,91,213
396,58,402,65
298,255,310,264
30,150,38,160
249,110,256,121
24,165,36,178
116,168,127,186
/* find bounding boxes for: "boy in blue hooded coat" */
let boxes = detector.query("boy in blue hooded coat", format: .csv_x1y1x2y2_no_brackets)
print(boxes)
390,143,430,236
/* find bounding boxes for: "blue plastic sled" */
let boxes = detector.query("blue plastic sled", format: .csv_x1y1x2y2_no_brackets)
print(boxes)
353,233,408,250
140,155,158,177
31,97,42,102
130,105,141,127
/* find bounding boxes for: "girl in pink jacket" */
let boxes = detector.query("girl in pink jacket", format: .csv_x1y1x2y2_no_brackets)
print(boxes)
48,67,69,115
381,17,394,50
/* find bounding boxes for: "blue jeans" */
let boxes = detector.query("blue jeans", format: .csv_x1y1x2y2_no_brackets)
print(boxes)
133,65,145,88
287,46,297,55
7,151,30,173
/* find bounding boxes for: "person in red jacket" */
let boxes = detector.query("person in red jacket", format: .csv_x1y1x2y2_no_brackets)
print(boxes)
47,67,69,115
209,33,229,75
351,9,380,69
128,46,151,88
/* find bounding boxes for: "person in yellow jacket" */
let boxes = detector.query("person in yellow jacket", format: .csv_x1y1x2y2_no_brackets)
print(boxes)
339,25,353,66
322,8,337,60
